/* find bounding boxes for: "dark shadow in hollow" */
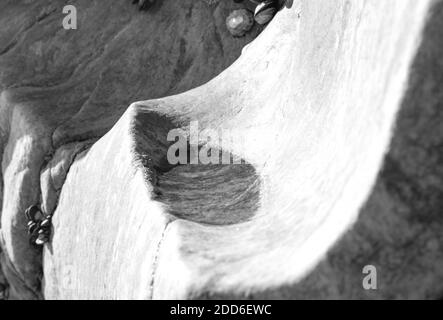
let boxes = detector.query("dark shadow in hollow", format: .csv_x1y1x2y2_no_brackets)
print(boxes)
154,160,260,226
133,110,261,226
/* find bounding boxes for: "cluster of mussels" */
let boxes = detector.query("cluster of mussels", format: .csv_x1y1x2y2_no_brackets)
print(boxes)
25,205,52,247
227,0,281,37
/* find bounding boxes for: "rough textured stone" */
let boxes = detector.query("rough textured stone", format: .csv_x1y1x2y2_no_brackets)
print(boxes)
0,0,258,299
42,0,443,300
2,0,443,300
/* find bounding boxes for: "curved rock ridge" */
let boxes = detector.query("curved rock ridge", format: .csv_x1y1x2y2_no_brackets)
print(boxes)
44,0,443,299
0,0,258,299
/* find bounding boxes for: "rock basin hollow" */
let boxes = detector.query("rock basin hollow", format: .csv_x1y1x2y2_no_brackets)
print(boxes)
154,162,260,226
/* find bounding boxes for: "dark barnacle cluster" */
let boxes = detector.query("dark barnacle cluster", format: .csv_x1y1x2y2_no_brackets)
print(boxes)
132,0,156,11
25,205,52,247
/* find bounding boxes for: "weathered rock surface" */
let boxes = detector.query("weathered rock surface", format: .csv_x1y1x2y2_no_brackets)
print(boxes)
0,0,258,299
2,0,443,300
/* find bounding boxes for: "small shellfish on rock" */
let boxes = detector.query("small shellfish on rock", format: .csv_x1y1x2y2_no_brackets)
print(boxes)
40,218,51,229
25,205,42,222
35,234,49,246
27,221,38,235
226,9,254,37
24,204,52,246
254,0,278,25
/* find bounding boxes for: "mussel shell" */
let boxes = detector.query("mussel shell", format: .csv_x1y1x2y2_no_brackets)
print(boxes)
40,219,51,228
35,239,45,246
35,234,49,245
27,222,38,235
39,225,51,235
25,205,42,222
254,1,278,25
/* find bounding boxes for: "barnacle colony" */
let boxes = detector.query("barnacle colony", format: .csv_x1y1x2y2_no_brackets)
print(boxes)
226,9,255,37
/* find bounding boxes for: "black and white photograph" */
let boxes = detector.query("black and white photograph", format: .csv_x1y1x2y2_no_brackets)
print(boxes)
0,0,443,305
